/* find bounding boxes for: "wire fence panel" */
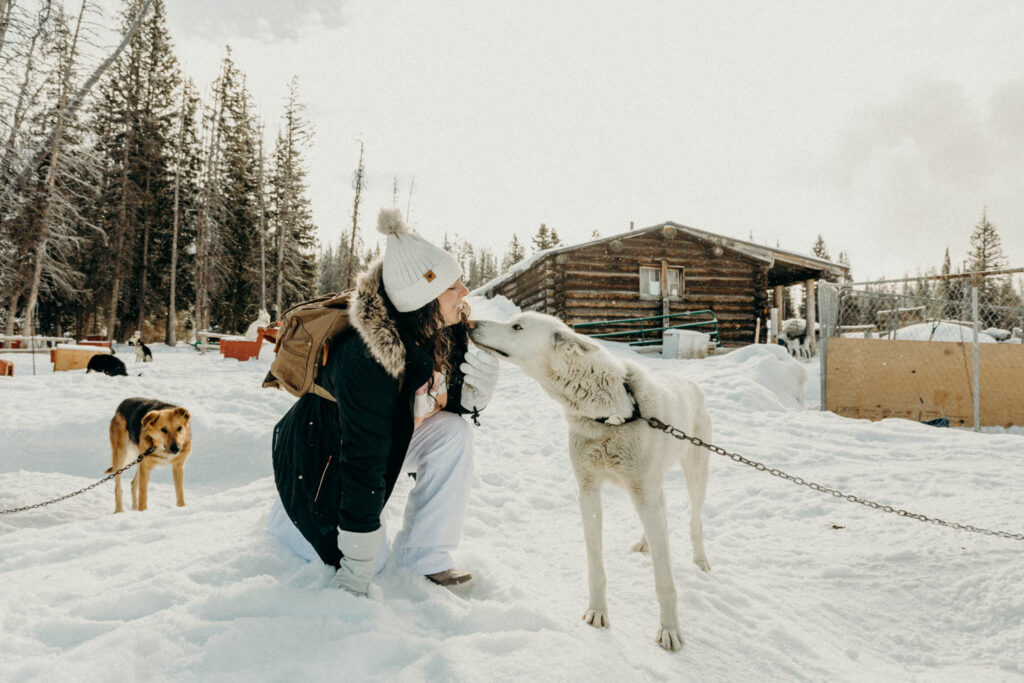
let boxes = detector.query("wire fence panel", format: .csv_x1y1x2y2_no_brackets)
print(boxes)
818,269,1024,430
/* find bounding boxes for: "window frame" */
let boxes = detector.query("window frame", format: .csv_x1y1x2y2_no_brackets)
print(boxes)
638,263,684,301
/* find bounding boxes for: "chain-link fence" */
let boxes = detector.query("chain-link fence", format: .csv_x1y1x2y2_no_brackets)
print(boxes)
817,268,1024,430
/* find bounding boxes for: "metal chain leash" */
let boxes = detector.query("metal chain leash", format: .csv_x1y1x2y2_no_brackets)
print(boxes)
0,448,155,515
643,417,1024,542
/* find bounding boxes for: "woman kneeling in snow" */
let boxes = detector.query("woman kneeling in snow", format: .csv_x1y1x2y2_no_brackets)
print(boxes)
268,208,499,595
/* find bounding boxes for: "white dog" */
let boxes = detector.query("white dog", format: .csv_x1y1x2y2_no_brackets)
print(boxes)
244,309,271,340
469,311,711,651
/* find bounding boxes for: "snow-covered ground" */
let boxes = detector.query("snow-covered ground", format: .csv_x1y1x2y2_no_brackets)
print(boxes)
2,301,1022,682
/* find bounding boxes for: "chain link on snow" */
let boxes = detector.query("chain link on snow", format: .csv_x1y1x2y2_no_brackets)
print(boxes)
643,417,1024,542
0,448,155,515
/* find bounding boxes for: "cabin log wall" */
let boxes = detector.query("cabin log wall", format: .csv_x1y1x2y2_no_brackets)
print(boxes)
487,228,802,347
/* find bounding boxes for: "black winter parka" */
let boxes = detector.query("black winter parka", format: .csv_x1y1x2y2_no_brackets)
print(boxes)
271,261,469,567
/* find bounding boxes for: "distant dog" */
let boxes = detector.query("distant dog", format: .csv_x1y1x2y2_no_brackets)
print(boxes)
134,341,153,362
86,353,127,376
127,331,153,362
106,397,192,513
244,309,271,340
777,318,817,359
469,312,711,652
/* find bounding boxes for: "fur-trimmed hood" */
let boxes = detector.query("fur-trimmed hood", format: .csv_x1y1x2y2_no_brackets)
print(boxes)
348,259,406,379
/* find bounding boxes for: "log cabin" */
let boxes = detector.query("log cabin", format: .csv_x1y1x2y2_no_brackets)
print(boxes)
474,221,849,348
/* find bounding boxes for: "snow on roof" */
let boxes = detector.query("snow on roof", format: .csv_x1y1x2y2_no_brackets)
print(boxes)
471,221,849,296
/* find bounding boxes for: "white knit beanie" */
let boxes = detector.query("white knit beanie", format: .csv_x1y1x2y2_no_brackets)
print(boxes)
378,208,462,312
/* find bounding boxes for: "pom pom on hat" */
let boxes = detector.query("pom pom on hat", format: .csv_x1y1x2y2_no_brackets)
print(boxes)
377,208,409,237
378,208,462,312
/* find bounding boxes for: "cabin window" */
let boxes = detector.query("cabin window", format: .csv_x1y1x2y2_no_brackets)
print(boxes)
639,266,682,300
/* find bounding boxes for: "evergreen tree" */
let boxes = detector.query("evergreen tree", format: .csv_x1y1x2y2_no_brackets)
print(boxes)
475,248,498,288
837,251,852,283
549,227,563,248
162,77,201,344
967,208,1007,276
531,223,561,252
502,233,525,270
268,76,317,318
811,234,830,261
967,209,1020,327
91,0,180,341
343,140,364,288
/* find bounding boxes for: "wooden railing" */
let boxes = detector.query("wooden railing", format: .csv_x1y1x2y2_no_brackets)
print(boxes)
572,309,720,347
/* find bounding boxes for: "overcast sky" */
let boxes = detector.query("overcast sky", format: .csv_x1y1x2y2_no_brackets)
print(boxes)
158,0,1024,281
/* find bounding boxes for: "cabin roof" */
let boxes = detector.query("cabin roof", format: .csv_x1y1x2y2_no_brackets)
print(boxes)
473,221,850,295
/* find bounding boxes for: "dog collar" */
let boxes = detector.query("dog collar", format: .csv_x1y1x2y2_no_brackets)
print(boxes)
594,382,643,425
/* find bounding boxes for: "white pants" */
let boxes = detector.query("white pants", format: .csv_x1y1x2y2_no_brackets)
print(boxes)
267,410,474,575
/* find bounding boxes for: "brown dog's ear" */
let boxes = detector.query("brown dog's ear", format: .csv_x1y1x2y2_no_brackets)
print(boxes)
174,407,190,421
142,411,158,427
552,330,599,355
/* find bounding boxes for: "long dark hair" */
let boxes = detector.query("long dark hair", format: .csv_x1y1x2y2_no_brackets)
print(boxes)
380,281,467,389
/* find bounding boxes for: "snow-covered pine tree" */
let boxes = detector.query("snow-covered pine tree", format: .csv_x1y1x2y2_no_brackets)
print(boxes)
90,0,180,342
255,120,268,315
130,0,180,338
212,64,262,334
269,76,316,319
192,57,230,334
163,77,200,345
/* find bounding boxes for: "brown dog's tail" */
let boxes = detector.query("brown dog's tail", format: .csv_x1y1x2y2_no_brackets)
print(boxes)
104,467,113,474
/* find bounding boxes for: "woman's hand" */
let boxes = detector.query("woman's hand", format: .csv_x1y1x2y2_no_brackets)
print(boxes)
459,348,500,412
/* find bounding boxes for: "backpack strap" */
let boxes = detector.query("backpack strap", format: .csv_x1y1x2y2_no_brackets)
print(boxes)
312,383,337,403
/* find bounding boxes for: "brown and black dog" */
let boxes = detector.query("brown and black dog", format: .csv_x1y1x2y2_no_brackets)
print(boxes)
106,397,192,513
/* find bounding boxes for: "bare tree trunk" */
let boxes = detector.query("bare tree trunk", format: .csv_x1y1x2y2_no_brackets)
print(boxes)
257,125,266,312
275,175,286,317
166,83,186,346
22,0,85,339
6,0,155,197
5,293,19,336
136,150,154,336
0,0,15,56
107,118,132,342
275,121,293,317
344,141,364,288
0,0,50,184
405,176,415,224
195,82,224,333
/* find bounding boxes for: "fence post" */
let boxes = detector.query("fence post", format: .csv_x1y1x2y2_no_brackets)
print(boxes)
971,274,980,431
816,281,839,412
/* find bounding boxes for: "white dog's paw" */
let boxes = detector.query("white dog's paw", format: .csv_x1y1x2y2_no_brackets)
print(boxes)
693,556,711,572
582,608,610,628
603,415,626,426
631,536,649,553
656,626,684,651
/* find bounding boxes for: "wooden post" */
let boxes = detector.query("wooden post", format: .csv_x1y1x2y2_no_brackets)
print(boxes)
805,279,817,355
660,260,670,317
773,286,784,341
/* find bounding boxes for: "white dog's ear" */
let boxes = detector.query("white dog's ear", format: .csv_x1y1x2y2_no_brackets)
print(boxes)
552,330,599,355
